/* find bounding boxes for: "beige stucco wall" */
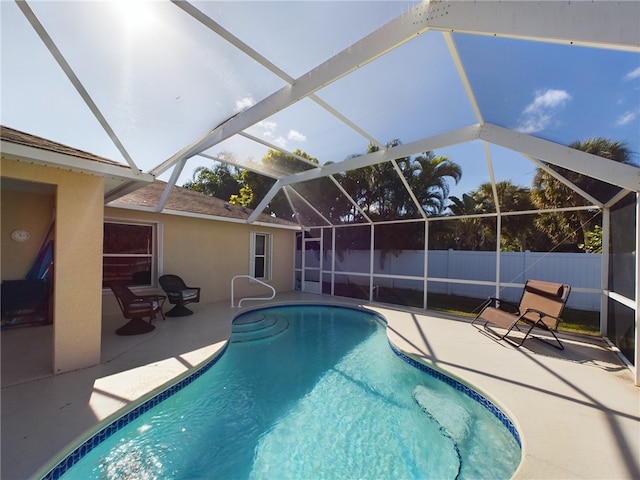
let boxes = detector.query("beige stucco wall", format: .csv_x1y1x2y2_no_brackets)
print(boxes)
2,157,104,373
1,188,55,279
102,207,296,316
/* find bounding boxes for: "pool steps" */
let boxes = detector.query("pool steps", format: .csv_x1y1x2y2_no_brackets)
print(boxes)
231,312,289,342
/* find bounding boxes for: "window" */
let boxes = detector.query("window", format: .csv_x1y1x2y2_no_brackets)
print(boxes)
103,221,157,288
250,232,272,280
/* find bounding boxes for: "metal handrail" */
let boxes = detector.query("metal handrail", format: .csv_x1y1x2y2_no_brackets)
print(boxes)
231,275,276,308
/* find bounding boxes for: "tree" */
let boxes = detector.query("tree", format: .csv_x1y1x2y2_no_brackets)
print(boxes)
472,181,542,252
229,169,275,209
579,224,602,253
229,149,318,218
531,138,630,251
446,193,489,250
338,140,462,221
182,162,241,200
406,152,462,217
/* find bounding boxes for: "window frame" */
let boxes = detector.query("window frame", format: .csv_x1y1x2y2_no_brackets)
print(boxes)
102,219,161,290
250,231,272,281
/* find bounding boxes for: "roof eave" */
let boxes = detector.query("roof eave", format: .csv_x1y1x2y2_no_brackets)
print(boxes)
107,203,302,231
1,139,155,199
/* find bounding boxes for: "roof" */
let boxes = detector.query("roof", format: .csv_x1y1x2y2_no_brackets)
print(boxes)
1,125,122,166
1,125,154,199
109,180,300,229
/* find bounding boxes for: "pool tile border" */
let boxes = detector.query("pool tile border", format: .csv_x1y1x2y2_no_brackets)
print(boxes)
40,343,229,480
389,343,522,447
40,303,520,479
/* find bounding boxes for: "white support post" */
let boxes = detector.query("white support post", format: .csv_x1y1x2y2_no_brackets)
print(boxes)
635,194,639,386
423,220,429,310
600,208,610,336
495,214,502,299
331,227,336,297
369,225,375,302
319,229,324,295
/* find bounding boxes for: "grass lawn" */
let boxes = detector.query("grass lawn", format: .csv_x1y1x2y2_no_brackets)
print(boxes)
426,292,600,336
331,284,601,336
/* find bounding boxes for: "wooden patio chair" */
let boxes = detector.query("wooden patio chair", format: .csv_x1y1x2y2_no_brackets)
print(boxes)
110,281,165,335
159,274,201,317
471,279,571,350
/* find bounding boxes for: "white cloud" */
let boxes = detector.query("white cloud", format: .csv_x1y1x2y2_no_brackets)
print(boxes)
257,120,277,139
516,88,571,134
523,89,571,114
623,67,640,81
616,110,638,126
249,123,305,150
288,130,307,142
234,95,255,113
273,136,288,148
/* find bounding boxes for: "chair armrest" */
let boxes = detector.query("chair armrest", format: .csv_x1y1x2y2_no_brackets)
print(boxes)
521,307,563,329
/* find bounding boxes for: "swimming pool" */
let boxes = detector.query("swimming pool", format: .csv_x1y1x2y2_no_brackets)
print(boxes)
43,304,520,479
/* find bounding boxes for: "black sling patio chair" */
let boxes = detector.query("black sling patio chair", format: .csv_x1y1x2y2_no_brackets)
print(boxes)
159,274,201,317
471,279,571,350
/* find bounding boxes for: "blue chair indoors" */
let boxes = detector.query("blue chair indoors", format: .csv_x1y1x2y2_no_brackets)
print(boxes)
159,274,201,317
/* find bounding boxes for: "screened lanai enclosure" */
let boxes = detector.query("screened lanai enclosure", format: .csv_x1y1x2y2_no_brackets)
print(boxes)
2,1,639,381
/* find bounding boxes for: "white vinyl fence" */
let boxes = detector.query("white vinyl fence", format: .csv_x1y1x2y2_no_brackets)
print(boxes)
324,249,602,310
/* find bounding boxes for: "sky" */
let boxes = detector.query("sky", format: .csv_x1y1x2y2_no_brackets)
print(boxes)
2,1,639,203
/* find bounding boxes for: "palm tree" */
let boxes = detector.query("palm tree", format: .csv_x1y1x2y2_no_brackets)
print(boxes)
472,181,540,251
339,141,461,221
531,138,631,250
447,193,488,250
407,152,462,216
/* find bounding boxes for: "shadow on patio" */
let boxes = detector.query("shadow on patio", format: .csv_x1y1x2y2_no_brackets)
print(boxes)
2,293,638,480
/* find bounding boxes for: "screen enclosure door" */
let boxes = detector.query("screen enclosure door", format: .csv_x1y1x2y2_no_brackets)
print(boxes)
302,236,322,294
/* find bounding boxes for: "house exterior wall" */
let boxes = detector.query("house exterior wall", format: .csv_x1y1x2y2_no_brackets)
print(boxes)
1,157,104,373
102,207,296,316
1,188,54,279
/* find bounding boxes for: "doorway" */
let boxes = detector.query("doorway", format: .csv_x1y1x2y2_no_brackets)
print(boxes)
302,235,322,294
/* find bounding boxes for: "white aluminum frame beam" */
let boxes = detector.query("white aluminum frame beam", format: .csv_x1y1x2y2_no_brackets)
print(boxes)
173,1,385,151
157,0,389,209
480,124,640,192
238,132,320,171
425,1,640,52
280,124,481,187
240,132,373,223
157,0,638,179
248,122,640,222
196,152,279,179
526,156,603,207
17,0,142,174
390,159,428,220
247,125,480,222
151,1,438,177
285,185,333,227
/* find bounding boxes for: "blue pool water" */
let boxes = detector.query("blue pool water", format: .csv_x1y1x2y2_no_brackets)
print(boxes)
53,305,520,479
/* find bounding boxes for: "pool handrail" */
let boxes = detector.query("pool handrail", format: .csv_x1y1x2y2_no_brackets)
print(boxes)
231,275,276,308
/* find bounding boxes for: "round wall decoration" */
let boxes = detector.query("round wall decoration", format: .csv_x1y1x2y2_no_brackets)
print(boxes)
10,229,31,243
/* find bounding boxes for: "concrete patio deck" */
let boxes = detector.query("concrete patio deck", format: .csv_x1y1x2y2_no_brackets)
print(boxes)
1,292,638,479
